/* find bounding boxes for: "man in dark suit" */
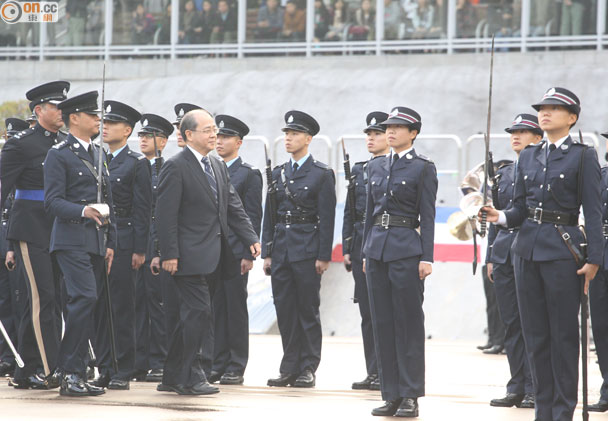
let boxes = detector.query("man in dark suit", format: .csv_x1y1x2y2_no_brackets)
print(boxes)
156,109,260,395
44,91,116,397
210,114,263,385
93,100,151,390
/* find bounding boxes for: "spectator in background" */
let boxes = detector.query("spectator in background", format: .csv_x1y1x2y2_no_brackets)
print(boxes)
180,0,205,44
86,0,105,45
281,0,306,41
530,0,555,36
66,0,88,46
211,0,237,43
432,0,448,37
144,0,168,14
349,0,375,40
560,0,587,36
158,3,172,44
200,0,216,43
488,0,514,50
194,0,205,11
324,0,349,41
257,0,285,41
456,0,475,37
132,3,156,44
384,0,407,40
410,0,435,39
314,0,331,41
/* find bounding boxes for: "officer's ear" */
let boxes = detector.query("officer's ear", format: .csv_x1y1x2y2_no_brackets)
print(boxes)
305,134,313,145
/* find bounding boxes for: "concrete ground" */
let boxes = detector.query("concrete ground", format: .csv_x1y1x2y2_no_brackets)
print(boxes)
0,335,604,421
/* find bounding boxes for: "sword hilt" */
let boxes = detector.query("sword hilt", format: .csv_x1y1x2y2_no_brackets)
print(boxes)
479,211,487,237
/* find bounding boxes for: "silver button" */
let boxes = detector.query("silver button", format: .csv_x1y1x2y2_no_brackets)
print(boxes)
372,181,375,185
386,176,389,179
117,178,121,182
539,202,543,206
153,186,157,189
543,168,546,172
560,174,564,178
286,225,290,229
78,172,82,176
401,181,406,185
290,180,294,184
304,186,308,190
127,222,132,226
540,184,543,188
511,182,514,186
524,175,528,180
383,193,386,196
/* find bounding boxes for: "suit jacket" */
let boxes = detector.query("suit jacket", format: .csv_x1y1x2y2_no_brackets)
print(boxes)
600,166,608,269
107,145,152,253
486,162,517,265
362,149,437,263
156,147,258,276
342,160,368,262
504,137,603,264
226,157,263,260
44,134,116,255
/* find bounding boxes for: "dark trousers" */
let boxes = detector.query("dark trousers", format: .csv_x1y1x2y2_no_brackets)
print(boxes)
14,241,61,378
55,250,104,376
271,257,322,375
352,256,377,376
590,268,608,400
212,267,249,376
367,256,425,401
162,274,211,387
483,264,505,347
493,259,533,394
135,262,169,371
95,248,136,379
0,258,18,364
514,256,580,421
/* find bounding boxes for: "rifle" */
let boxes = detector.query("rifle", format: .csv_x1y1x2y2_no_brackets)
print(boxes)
263,144,277,268
479,34,495,238
96,63,118,374
341,138,356,270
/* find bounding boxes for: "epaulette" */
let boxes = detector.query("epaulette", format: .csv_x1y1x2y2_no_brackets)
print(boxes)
12,128,34,140
525,141,543,149
498,162,514,170
416,154,433,163
353,160,367,167
570,142,588,148
127,150,146,160
370,155,385,161
273,163,284,171
242,161,255,170
313,160,330,170
53,139,69,149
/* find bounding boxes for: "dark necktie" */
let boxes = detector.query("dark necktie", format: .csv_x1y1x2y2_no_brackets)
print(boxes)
87,144,94,161
548,143,556,157
201,156,218,201
293,162,299,172
108,153,113,164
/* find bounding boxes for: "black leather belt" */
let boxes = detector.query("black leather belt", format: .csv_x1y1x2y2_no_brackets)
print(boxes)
354,212,365,223
373,212,419,229
279,212,319,224
498,226,519,233
527,207,578,226
114,207,131,218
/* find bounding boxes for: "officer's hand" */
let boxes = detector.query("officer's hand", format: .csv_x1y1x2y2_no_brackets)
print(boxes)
5,251,15,271
362,258,366,274
132,253,145,270
150,256,161,275
250,243,261,258
241,259,254,275
343,254,352,272
84,206,103,226
105,248,114,274
419,262,432,280
162,258,178,275
316,260,329,275
479,206,499,223
263,257,272,276
487,263,494,283
578,263,600,295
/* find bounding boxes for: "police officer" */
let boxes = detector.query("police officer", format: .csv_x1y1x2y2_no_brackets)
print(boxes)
362,106,437,417
93,101,151,390
133,114,175,382
0,118,29,378
44,91,117,397
0,81,70,389
486,114,542,409
211,114,262,385
173,103,202,148
26,112,37,128
484,87,602,421
588,130,608,413
344,112,389,391
263,111,336,388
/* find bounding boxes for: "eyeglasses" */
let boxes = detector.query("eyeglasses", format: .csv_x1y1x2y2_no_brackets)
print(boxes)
190,126,219,135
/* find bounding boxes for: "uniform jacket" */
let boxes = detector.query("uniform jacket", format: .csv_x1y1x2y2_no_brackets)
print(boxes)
43,134,116,255
107,145,152,253
226,157,263,261
156,147,258,276
486,162,517,265
0,123,66,247
504,137,603,264
261,155,336,262
147,157,163,259
600,166,608,269
342,160,368,262
362,149,438,263
0,194,13,258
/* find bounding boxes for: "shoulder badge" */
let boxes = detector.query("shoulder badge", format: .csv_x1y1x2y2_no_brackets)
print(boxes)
13,128,33,140
53,139,69,149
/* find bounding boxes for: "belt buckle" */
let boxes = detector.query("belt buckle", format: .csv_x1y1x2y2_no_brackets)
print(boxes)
533,207,543,224
603,224,608,238
381,212,390,228
285,211,292,225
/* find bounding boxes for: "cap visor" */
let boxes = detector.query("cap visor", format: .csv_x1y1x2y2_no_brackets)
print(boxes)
281,124,309,134
364,125,386,133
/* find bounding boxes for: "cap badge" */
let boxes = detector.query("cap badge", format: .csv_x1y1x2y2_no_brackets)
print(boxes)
391,109,399,117
143,119,148,127
62,88,68,97
179,108,185,117
6,123,12,131
515,115,523,124
547,87,556,96
106,104,111,113
288,115,294,123
370,117,376,125
219,120,225,128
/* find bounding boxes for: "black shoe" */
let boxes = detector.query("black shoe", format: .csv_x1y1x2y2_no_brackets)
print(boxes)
13,374,48,389
145,368,163,382
370,377,381,391
372,398,403,416
220,372,244,385
477,342,492,350
352,374,378,390
589,399,608,412
208,371,223,384
483,345,505,355
92,372,111,388
490,393,525,407
46,369,62,389
177,382,220,395
395,398,419,418
157,383,179,392
293,369,315,388
520,393,535,408
267,373,298,387
85,381,106,396
0,361,15,377
108,378,130,390
60,374,90,397
131,369,148,382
